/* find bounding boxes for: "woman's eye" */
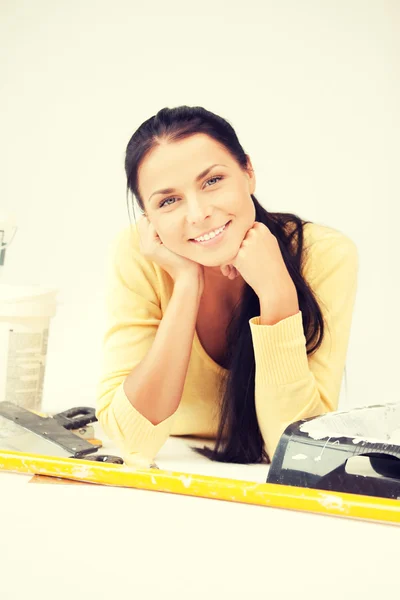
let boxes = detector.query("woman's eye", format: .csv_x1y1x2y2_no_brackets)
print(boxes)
205,175,223,187
159,175,223,208
159,196,178,208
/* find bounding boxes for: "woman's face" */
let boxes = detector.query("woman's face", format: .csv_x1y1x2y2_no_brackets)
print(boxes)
137,133,256,269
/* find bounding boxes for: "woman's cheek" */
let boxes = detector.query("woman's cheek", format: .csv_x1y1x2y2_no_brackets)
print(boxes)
162,233,183,253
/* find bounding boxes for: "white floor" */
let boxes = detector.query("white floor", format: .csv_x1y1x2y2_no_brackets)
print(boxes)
0,423,399,599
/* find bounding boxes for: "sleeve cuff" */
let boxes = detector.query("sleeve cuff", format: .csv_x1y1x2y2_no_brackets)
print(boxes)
249,310,310,386
97,382,176,464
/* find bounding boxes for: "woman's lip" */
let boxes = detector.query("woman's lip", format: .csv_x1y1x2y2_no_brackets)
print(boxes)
189,220,231,244
189,220,231,242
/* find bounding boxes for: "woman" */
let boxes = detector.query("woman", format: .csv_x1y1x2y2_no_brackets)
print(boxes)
96,105,359,468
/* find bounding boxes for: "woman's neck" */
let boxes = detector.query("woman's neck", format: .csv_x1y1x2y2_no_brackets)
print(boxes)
202,268,246,309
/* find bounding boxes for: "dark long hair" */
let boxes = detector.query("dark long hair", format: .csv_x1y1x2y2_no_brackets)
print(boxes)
124,105,326,465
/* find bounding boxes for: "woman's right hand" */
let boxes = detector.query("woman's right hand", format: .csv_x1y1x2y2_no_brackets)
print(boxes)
137,215,204,296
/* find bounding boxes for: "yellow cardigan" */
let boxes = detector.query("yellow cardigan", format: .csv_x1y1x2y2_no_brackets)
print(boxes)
96,220,359,467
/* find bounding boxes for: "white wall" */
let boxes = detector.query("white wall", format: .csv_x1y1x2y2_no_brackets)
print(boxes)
1,0,399,414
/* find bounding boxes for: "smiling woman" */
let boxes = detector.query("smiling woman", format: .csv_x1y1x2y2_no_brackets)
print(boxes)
95,105,359,467
136,131,257,278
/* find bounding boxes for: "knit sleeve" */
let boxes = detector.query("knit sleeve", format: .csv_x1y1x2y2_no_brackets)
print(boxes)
95,226,177,467
249,233,359,460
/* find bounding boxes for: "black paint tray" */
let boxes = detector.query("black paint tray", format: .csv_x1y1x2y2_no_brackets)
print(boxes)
267,403,400,500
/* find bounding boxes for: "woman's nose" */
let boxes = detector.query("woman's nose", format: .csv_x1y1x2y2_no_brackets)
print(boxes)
185,199,210,223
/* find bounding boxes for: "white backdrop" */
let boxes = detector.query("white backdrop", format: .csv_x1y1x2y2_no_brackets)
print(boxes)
1,0,399,415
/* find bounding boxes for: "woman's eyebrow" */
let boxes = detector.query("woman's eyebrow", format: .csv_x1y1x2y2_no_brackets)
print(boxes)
148,163,228,203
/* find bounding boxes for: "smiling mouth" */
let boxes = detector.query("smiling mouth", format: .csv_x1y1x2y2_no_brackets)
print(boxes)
189,220,231,243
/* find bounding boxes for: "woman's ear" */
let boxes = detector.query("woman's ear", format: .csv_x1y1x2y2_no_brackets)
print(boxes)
245,155,256,194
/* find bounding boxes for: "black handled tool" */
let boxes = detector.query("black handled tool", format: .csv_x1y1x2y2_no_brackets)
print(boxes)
0,401,124,464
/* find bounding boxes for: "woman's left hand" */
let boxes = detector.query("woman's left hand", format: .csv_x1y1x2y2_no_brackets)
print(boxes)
221,221,298,307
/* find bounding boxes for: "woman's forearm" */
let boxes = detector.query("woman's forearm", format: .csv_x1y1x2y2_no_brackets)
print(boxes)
122,274,202,425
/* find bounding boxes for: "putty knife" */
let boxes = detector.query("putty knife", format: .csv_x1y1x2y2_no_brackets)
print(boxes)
0,401,123,463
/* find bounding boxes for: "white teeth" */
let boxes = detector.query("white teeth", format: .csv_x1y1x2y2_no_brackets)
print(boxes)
194,223,226,242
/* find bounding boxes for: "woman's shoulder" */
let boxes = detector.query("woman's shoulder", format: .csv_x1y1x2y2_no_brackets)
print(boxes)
300,220,359,279
108,222,154,278
301,220,358,252
111,222,140,253
281,217,357,258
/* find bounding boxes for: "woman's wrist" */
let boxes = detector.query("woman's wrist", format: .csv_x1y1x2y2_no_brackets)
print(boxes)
174,269,203,296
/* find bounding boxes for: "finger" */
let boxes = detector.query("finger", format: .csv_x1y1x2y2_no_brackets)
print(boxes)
220,264,230,276
230,266,239,280
137,216,160,250
144,218,161,243
137,214,149,233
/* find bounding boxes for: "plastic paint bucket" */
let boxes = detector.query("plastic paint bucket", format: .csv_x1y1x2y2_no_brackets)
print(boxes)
0,284,58,417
